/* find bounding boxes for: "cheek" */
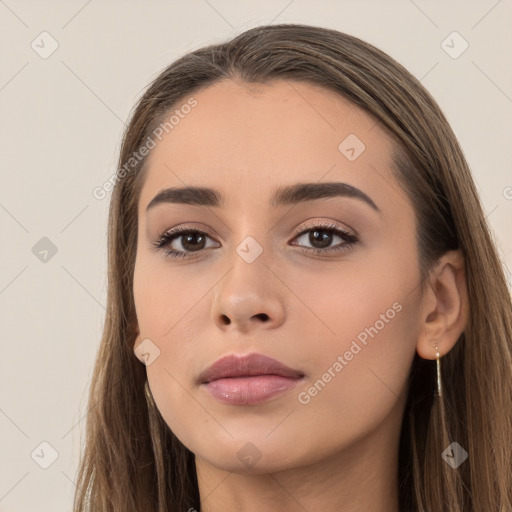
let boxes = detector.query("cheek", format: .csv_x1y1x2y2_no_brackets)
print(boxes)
133,253,216,340
288,248,421,422
286,247,418,353
133,261,208,381
133,256,217,446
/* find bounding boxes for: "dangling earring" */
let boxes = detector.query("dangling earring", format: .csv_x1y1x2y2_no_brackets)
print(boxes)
434,342,442,397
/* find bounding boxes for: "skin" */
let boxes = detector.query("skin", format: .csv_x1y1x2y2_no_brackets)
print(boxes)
132,79,468,512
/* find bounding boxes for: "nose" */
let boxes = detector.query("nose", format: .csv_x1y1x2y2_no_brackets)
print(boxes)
211,251,286,334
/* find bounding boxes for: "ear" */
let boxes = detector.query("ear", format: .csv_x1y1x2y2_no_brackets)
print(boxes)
416,249,469,360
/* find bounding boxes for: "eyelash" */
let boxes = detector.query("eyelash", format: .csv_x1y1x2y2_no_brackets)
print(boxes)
152,222,359,259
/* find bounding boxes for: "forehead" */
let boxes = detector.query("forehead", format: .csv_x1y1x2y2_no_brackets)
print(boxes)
138,79,399,213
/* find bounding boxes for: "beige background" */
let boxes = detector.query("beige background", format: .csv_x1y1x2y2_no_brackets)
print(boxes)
1,1,511,510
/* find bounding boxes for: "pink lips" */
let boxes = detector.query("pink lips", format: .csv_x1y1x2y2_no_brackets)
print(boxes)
198,353,305,405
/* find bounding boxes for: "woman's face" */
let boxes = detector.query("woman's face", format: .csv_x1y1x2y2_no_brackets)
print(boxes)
133,79,425,473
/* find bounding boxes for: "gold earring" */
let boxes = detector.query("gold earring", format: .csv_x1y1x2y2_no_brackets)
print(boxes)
434,342,442,397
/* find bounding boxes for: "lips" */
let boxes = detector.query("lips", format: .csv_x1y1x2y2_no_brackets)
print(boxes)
198,353,304,384
198,353,305,405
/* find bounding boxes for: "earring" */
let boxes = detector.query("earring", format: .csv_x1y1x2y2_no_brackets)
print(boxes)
434,342,442,397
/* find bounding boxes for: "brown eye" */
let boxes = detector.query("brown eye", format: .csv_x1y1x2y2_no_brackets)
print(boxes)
153,228,218,258
291,224,358,254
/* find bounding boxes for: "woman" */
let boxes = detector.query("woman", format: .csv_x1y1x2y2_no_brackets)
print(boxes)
74,24,512,511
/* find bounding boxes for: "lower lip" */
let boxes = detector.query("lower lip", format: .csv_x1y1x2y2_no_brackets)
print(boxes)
202,375,302,405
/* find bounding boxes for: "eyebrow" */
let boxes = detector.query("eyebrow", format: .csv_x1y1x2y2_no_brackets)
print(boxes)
145,182,380,213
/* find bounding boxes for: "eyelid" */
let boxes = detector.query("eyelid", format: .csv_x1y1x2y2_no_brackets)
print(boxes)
156,219,357,244
153,223,218,241
291,218,358,238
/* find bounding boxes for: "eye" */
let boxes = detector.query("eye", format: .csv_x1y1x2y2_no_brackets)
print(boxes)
290,222,358,255
153,222,359,259
152,227,219,258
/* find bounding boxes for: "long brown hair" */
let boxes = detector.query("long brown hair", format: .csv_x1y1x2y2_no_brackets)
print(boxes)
74,24,512,511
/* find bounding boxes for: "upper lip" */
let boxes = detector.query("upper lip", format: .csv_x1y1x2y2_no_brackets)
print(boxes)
198,353,304,384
